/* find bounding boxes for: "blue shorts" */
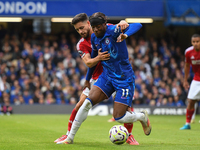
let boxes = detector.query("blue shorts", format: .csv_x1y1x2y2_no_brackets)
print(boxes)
93,73,135,107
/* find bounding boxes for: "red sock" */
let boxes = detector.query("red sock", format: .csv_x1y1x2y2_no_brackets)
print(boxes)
124,123,133,134
131,107,134,112
123,106,134,134
186,109,194,123
68,109,77,132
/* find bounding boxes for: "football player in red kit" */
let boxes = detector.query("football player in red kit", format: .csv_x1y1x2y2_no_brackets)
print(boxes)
180,34,200,130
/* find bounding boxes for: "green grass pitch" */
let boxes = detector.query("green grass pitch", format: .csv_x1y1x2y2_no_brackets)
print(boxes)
0,114,199,150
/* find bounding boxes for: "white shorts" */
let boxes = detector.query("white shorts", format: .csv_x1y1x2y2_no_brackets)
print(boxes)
188,80,200,100
82,79,96,97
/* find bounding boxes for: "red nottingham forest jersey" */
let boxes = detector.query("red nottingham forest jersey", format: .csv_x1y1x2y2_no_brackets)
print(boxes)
76,37,103,80
185,46,200,81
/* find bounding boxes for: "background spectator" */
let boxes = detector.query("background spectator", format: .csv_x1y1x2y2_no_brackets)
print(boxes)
0,27,190,108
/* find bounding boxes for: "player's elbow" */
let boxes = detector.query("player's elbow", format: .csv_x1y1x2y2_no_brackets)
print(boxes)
85,62,94,68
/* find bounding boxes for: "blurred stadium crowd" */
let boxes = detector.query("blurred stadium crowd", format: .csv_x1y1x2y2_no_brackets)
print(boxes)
0,24,191,108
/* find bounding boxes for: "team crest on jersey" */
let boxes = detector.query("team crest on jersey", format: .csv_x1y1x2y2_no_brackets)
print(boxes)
105,38,110,45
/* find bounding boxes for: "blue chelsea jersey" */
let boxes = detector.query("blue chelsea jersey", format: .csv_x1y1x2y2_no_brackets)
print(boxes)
91,24,134,80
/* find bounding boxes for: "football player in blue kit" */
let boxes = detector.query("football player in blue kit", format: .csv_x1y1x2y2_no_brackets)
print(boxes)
62,12,152,144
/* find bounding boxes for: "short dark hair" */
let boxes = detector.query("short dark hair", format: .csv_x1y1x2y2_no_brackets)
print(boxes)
192,34,200,38
89,12,107,24
71,13,88,25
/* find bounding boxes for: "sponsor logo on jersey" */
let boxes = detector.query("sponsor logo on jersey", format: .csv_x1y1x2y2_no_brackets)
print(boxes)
114,27,119,33
88,106,186,116
192,59,200,65
191,55,195,59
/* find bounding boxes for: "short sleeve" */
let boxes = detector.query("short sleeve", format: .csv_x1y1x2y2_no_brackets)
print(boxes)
76,43,89,58
185,51,190,64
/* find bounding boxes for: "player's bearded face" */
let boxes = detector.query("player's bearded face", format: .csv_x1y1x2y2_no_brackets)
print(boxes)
80,27,90,38
74,21,90,38
192,37,200,51
92,24,106,38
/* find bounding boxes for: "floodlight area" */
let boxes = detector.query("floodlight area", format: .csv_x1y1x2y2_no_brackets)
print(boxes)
125,18,153,23
0,17,22,22
51,18,73,22
0,17,153,23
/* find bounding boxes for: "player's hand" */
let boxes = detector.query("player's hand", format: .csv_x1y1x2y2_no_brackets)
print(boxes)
117,33,128,42
83,80,91,90
98,48,110,60
116,20,129,31
183,80,190,91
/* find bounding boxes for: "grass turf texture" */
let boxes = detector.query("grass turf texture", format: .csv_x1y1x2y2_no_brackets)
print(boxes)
0,114,199,150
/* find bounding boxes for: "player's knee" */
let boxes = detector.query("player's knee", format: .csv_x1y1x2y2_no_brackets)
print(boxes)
113,114,121,119
188,99,197,109
113,109,126,120
75,103,81,111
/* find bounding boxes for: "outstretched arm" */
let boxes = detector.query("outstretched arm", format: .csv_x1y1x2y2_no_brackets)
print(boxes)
117,23,142,42
123,23,142,36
